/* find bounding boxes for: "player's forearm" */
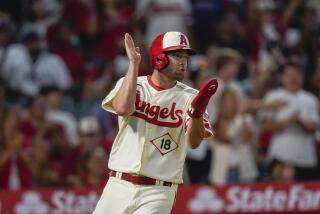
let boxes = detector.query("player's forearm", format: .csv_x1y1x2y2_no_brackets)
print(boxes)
185,118,205,149
112,62,139,116
185,79,218,148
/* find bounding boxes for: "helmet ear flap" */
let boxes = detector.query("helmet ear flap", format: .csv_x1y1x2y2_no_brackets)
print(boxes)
153,53,168,70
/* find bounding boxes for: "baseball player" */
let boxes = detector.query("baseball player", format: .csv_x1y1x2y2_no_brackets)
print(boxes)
93,31,218,214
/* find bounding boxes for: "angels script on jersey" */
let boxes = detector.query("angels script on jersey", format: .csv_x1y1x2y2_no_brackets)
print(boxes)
133,90,183,127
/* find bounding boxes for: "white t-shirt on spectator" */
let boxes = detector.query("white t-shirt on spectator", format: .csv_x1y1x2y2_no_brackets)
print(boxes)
261,88,319,167
1,44,72,96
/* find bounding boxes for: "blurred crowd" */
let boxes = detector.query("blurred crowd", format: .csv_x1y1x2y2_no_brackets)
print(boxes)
0,0,320,190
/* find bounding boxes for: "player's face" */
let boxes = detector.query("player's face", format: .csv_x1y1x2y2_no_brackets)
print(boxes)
163,50,189,81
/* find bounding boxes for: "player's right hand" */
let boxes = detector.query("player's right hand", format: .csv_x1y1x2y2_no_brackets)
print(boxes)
124,33,141,64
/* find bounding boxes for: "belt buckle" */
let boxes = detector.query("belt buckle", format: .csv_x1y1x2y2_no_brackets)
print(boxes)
110,171,123,179
155,180,172,187
116,171,123,179
155,180,164,186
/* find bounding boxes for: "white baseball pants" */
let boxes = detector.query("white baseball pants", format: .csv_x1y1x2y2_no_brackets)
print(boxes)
93,177,177,214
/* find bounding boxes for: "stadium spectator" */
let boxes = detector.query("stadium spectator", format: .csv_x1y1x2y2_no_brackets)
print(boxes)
212,9,250,59
61,116,106,185
62,0,99,59
209,90,258,185
259,63,320,181
69,146,109,188
20,0,61,48
96,0,133,60
30,139,61,187
206,48,245,123
189,0,223,53
41,86,78,146
1,30,72,98
0,107,33,189
18,96,64,142
0,13,15,85
47,20,84,83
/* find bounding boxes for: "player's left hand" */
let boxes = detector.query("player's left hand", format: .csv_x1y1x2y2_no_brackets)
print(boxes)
124,33,141,64
188,78,218,118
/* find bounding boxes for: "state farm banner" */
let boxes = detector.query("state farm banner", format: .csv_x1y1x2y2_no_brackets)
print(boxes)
174,182,320,214
0,182,320,214
0,188,102,214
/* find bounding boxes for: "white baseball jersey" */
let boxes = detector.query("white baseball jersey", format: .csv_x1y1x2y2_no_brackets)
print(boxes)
102,76,212,184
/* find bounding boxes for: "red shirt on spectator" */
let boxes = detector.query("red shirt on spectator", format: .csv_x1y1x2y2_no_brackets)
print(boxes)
0,136,33,189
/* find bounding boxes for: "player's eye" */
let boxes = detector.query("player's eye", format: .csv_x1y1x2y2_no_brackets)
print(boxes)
169,53,188,60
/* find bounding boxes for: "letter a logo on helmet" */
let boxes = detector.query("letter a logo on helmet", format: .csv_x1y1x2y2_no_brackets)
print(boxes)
150,32,195,70
180,35,188,46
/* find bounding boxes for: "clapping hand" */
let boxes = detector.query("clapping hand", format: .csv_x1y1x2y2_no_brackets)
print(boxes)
124,33,141,64
188,79,218,118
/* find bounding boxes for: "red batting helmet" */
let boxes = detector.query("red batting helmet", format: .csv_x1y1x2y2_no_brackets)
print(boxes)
149,32,196,70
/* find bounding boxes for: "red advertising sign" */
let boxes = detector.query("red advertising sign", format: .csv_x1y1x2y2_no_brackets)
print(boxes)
174,182,320,214
0,182,320,213
0,189,102,214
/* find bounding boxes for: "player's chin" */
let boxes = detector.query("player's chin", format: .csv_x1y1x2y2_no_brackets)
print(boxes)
173,72,184,81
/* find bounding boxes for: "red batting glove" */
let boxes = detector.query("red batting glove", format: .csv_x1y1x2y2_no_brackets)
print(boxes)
188,79,218,118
